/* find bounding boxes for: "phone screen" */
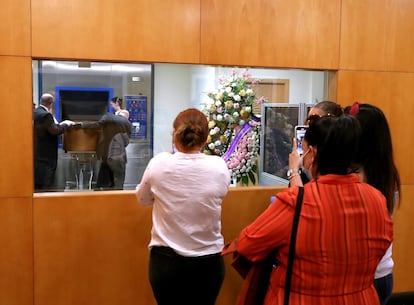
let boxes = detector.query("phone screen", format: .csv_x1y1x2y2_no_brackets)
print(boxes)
295,125,308,156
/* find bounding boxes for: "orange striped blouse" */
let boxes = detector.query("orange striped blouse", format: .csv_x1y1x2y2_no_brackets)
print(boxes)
237,174,393,305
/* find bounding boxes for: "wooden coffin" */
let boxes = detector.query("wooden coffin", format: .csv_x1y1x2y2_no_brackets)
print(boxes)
63,127,101,152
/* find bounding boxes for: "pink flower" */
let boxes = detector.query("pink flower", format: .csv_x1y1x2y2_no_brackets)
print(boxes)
242,70,252,78
256,96,265,104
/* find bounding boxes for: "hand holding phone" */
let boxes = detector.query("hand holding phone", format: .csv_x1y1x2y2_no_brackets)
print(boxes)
294,125,308,156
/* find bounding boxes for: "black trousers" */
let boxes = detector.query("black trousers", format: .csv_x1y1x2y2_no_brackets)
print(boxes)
149,246,225,305
96,162,114,189
374,273,393,305
34,159,57,190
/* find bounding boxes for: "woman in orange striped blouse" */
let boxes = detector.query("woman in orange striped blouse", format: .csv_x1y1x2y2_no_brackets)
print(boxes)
236,115,392,305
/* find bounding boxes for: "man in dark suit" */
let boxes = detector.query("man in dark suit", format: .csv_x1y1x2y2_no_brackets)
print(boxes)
33,93,74,190
80,110,132,190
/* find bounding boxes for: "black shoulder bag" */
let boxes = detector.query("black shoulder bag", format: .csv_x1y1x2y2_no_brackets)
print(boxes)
284,186,304,305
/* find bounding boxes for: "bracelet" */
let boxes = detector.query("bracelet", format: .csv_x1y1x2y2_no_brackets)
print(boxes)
287,168,301,178
288,173,300,180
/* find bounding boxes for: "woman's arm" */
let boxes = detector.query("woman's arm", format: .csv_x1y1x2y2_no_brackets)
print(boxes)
237,188,298,262
135,160,155,206
288,138,304,187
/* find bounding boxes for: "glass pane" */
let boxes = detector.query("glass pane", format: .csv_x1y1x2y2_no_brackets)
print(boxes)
33,60,153,192
33,61,328,192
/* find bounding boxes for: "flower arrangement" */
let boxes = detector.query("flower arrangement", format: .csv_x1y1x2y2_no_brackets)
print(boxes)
201,69,265,186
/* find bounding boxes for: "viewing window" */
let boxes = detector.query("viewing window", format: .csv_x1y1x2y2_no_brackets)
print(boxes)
33,60,328,192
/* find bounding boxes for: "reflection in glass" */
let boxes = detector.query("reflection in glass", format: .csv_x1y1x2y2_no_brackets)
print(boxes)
33,60,153,192
260,103,313,186
33,60,328,192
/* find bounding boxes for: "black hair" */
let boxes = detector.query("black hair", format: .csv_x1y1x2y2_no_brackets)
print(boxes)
111,96,123,108
345,103,401,213
304,115,361,175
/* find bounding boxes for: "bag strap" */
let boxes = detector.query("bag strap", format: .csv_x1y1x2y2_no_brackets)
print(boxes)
284,186,304,305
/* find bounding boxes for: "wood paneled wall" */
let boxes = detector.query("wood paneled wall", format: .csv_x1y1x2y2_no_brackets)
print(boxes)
340,0,414,72
0,197,33,305
0,1,33,304
31,0,201,63
0,0,413,304
0,0,31,56
33,188,279,305
200,0,341,69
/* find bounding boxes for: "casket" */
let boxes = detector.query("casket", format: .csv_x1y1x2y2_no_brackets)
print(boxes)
63,127,101,152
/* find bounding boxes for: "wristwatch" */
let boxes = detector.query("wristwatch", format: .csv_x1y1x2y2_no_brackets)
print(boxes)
287,168,301,178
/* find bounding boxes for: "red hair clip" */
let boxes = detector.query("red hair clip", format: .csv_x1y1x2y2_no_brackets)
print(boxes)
349,102,360,115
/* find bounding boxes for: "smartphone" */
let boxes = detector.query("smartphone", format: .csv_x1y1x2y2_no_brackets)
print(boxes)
294,125,308,156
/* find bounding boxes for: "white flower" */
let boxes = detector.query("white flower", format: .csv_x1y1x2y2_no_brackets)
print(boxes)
201,69,263,185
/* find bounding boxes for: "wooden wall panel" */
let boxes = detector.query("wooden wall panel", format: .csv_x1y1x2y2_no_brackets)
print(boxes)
340,0,414,72
33,187,281,305
201,0,341,69
34,192,156,305
0,57,33,197
393,185,414,291
0,0,31,56
31,0,200,63
0,197,33,305
336,70,414,185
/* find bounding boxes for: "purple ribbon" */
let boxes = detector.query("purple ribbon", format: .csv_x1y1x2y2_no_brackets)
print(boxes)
222,116,260,162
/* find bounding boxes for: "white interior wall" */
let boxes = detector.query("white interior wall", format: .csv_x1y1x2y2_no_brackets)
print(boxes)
153,64,193,154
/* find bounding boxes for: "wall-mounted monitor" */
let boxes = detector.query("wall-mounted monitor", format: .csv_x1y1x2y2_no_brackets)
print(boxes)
55,86,113,122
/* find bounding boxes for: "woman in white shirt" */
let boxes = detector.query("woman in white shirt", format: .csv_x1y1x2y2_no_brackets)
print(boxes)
135,108,230,305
